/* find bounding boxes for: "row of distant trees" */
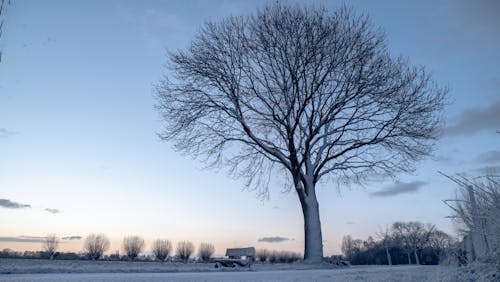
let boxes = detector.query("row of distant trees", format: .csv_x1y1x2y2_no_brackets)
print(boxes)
255,249,302,264
1,234,215,262
341,221,454,265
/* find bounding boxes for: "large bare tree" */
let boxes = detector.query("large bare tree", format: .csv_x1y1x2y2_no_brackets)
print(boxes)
156,4,446,263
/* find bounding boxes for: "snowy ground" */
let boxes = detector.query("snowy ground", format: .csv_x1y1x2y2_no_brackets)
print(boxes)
0,259,498,281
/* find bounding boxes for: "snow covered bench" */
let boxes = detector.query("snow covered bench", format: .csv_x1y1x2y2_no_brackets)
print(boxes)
214,247,255,268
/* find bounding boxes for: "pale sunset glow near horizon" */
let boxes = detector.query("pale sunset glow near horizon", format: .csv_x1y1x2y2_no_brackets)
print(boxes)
0,0,499,257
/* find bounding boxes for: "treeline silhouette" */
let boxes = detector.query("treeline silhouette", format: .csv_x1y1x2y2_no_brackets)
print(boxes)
255,249,302,264
0,234,213,263
341,221,453,265
0,235,304,264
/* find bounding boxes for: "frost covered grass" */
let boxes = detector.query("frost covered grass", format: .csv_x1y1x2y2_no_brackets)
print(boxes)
1,259,499,281
0,258,218,274
0,258,335,274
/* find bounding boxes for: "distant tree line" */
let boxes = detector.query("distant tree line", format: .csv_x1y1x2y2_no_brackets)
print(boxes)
255,249,302,264
341,221,454,265
0,234,214,263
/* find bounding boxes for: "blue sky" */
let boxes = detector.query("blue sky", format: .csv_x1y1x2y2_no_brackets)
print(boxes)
0,0,499,256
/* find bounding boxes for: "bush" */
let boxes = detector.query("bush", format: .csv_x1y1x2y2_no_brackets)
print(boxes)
198,242,215,262
176,241,194,263
152,239,172,262
57,252,82,260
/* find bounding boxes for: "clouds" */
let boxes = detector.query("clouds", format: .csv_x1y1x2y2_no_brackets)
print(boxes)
445,100,500,137
0,236,46,243
0,235,82,243
453,0,500,48
474,165,500,175
0,199,60,213
258,236,290,243
0,128,19,138
0,199,31,209
44,208,60,214
371,181,427,197
61,236,82,240
475,150,500,164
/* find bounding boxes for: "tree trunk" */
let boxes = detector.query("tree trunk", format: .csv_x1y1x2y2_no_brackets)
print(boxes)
407,252,411,264
298,185,324,263
385,246,392,265
414,249,420,265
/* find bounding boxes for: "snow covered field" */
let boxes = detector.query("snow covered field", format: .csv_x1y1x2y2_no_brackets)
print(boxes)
0,259,498,281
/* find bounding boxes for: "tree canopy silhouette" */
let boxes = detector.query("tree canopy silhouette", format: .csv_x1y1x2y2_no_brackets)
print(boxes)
156,4,446,263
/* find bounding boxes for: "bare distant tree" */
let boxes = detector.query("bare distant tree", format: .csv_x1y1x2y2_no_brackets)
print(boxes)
156,4,446,263
123,235,145,260
376,226,393,265
198,242,215,262
341,235,363,260
152,239,172,262
392,221,434,264
428,229,453,260
83,233,110,260
176,241,194,263
42,233,59,259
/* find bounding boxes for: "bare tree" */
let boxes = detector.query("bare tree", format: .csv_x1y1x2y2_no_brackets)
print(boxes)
152,239,172,262
123,235,145,260
428,229,453,261
392,221,434,264
83,233,110,260
156,4,446,263
443,173,500,262
392,222,414,264
341,235,363,261
198,242,215,262
42,233,59,259
376,226,393,265
176,241,194,263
